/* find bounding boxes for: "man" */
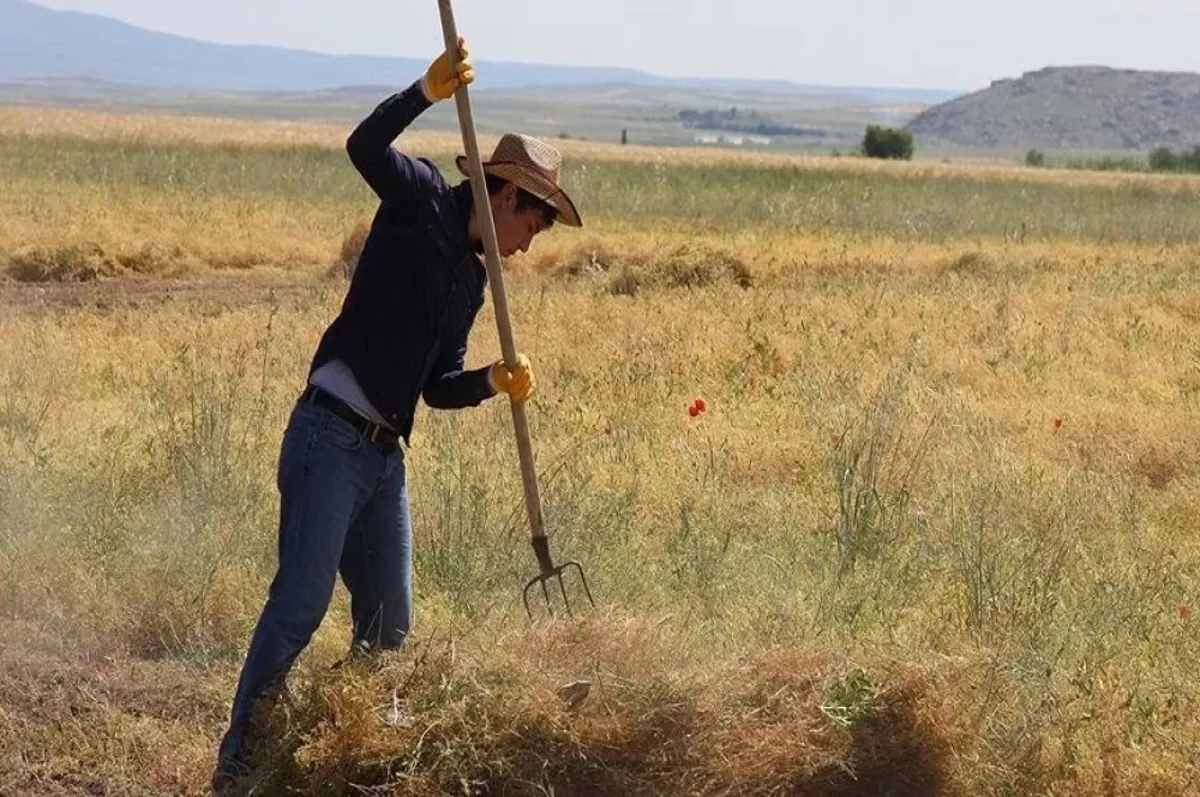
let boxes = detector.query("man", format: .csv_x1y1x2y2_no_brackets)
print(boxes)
212,37,582,792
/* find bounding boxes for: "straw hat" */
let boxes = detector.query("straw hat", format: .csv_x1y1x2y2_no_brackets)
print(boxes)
456,133,582,227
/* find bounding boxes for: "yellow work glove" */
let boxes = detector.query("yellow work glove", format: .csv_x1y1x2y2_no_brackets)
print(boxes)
489,353,536,403
421,36,474,102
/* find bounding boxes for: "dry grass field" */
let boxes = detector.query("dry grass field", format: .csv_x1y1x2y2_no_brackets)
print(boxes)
1,104,1199,796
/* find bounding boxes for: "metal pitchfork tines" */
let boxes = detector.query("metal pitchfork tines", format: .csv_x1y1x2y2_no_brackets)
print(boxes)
524,534,595,619
436,0,596,622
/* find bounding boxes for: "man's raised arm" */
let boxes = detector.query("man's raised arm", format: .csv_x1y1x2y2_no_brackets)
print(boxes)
345,38,475,204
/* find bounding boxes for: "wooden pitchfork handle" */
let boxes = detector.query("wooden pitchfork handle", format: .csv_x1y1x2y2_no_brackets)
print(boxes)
435,0,555,576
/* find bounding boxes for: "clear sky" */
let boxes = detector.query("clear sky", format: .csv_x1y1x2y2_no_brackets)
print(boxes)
35,0,1200,91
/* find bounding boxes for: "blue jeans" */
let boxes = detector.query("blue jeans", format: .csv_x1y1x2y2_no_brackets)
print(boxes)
216,398,412,770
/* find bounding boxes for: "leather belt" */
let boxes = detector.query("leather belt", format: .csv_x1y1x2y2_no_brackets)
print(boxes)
299,385,399,446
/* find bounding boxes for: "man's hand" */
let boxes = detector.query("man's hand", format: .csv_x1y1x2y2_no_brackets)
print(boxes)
489,354,536,403
421,36,474,102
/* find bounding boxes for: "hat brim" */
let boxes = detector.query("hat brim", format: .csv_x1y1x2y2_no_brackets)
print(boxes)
456,156,582,228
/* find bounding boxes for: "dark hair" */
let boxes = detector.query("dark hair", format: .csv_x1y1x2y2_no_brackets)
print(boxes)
484,173,557,228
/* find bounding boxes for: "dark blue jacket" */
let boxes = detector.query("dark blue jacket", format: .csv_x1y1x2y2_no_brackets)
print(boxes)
309,81,495,443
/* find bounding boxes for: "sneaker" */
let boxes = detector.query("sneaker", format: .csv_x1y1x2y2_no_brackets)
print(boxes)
331,638,372,669
210,753,250,797
209,768,237,797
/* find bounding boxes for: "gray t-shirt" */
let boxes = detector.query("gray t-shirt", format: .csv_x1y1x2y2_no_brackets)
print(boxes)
309,359,394,430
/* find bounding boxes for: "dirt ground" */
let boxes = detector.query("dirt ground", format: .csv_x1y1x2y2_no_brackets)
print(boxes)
0,271,321,315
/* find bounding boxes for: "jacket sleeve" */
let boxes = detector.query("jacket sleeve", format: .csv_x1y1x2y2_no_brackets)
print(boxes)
345,81,438,206
422,306,496,410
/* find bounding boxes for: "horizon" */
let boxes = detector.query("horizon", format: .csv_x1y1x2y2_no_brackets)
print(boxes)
26,0,1200,93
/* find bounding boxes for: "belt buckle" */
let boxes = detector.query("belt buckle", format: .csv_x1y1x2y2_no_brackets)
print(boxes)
367,424,384,444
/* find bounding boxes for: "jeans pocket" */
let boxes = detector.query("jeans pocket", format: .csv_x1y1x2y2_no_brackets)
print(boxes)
320,412,364,452
278,402,321,490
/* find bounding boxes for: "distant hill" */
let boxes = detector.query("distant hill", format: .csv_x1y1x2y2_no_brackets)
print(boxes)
906,66,1200,151
0,0,955,102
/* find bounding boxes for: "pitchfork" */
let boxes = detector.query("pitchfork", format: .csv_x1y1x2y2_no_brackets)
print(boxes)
436,0,595,620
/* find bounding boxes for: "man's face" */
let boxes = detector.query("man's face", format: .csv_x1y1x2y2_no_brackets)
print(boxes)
491,183,550,258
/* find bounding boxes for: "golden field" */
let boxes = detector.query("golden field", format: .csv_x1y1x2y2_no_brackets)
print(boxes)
1,104,1199,796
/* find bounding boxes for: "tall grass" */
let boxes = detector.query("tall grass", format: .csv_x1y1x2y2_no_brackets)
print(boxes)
3,263,1198,791
1,108,1199,794
5,130,1200,269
